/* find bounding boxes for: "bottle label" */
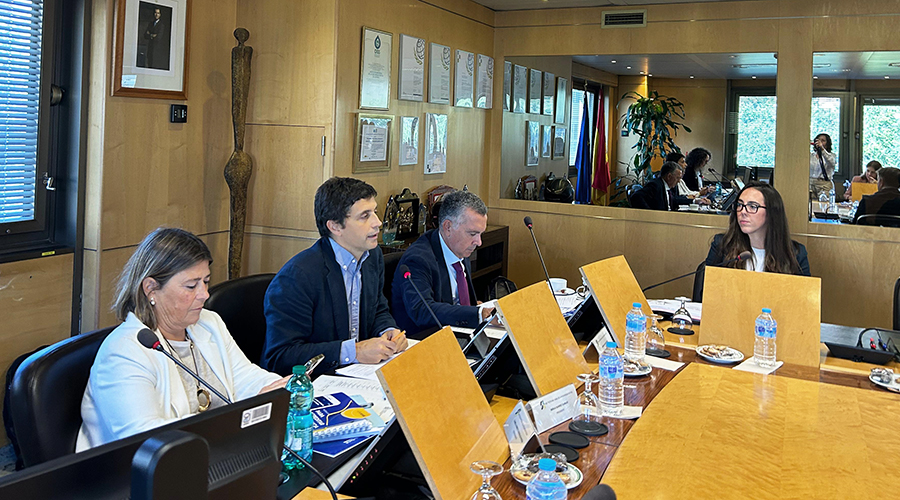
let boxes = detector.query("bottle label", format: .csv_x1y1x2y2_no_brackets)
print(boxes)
755,324,776,338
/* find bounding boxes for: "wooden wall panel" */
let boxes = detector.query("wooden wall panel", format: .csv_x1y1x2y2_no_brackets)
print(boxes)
0,254,74,445
650,78,727,174
241,229,318,275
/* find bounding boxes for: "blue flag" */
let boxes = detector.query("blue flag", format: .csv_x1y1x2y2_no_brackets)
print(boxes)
574,96,593,204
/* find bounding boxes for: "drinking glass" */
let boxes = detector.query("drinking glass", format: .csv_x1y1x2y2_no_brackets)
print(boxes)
469,460,503,500
647,314,666,351
574,373,601,423
671,297,694,334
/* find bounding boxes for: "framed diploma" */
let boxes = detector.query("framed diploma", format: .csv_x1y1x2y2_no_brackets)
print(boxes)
353,113,393,173
503,61,512,111
552,125,567,160
428,43,451,104
359,27,392,110
424,113,448,174
454,49,474,108
542,72,555,116
529,69,542,114
555,77,568,124
512,64,527,114
542,125,552,158
398,34,425,101
475,54,493,109
526,121,540,166
399,116,419,166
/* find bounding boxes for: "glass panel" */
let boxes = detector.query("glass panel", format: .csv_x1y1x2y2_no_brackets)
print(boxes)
811,96,841,172
863,103,900,169
736,95,776,169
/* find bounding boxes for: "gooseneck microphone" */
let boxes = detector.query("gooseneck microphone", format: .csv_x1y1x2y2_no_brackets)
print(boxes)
137,328,338,500
523,216,554,290
399,264,444,329
641,250,753,293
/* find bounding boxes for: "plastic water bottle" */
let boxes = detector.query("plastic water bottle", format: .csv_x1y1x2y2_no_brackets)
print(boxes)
754,308,777,368
624,302,647,363
283,365,314,469
598,341,624,416
525,458,567,500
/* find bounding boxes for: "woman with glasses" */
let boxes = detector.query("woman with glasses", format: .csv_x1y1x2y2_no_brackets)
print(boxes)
705,182,810,276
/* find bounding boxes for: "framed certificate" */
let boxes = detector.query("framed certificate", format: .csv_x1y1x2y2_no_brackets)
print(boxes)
503,61,512,111
353,114,393,173
552,125,567,159
526,121,540,166
454,49,474,107
398,34,425,101
425,113,448,174
428,43,451,104
542,125,552,158
542,72,555,116
359,27,392,110
475,54,493,109
512,64,527,114
555,77,568,124
529,69,542,114
399,116,419,166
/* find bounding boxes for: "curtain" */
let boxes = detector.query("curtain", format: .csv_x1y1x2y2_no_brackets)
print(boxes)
591,87,611,206
574,93,593,204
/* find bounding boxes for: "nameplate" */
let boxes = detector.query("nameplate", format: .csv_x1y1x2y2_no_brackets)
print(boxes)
526,384,578,434
503,400,538,459
583,327,613,362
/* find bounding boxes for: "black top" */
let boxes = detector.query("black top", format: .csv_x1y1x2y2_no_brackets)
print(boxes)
705,233,811,277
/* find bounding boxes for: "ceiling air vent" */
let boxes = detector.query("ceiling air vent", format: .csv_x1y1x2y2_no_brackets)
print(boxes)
601,10,647,29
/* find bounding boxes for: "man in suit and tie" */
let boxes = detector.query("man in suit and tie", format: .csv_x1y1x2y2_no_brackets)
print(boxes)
631,161,691,211
263,177,407,374
853,166,900,226
392,190,494,336
142,7,169,70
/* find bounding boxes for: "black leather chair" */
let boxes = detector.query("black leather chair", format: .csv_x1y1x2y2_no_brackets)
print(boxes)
8,326,116,467
692,262,706,303
383,251,403,314
894,277,900,331
205,273,275,366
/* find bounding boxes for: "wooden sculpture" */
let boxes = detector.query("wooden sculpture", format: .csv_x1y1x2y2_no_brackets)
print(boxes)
224,28,252,279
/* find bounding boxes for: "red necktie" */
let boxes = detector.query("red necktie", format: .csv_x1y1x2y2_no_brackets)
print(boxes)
452,261,471,306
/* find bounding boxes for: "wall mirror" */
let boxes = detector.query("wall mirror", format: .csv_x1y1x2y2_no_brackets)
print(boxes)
499,53,779,216
807,51,900,228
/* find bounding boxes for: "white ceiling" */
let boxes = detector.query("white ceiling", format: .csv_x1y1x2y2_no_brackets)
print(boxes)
572,53,778,80
471,0,749,11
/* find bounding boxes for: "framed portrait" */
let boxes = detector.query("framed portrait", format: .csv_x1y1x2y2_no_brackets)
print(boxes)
541,125,552,158
113,0,192,99
353,114,393,173
526,121,540,167
359,27,393,110
552,126,567,159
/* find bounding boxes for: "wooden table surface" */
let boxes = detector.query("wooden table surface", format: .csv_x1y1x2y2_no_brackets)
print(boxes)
489,343,897,499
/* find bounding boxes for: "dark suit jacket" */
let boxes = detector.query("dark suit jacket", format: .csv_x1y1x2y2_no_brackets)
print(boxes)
854,188,900,225
705,234,811,276
392,229,479,335
262,237,397,374
631,177,689,211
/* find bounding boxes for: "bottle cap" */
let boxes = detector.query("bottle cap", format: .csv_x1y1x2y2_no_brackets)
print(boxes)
537,458,556,472
762,308,772,314
606,341,618,348
292,365,307,375
632,302,642,308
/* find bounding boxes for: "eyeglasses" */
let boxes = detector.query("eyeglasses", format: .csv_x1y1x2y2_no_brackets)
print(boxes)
735,201,766,214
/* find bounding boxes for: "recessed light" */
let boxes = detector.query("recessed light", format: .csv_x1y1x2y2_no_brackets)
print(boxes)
611,60,616,64
841,68,852,72
648,74,653,77
751,75,757,79
813,76,819,80
886,75,891,79
689,75,695,79
639,71,645,75
889,63,900,68
626,66,632,70
730,55,737,58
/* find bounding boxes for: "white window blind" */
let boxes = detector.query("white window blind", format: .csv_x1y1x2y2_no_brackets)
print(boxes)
0,0,42,224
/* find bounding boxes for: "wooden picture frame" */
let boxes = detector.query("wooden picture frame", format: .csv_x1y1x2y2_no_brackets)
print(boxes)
113,0,192,99
359,26,393,110
353,113,393,173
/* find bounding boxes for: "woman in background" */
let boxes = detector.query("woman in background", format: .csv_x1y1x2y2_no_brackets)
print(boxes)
684,147,711,192
844,160,882,201
809,133,837,199
706,181,810,276
77,227,289,451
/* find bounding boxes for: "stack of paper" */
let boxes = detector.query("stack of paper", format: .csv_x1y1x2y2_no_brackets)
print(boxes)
335,339,421,381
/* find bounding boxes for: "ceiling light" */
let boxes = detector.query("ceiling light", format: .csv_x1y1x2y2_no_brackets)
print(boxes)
886,76,891,79
730,55,737,58
889,63,900,68
640,71,645,75
648,74,653,77
841,68,852,72
751,75,757,79
689,75,695,79
813,76,819,80
626,66,632,70
611,60,616,64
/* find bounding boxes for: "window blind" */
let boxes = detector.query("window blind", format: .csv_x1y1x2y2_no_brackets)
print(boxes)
0,0,42,224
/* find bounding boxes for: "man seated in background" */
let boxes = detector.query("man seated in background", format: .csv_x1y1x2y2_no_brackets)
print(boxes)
631,161,692,211
666,151,710,199
392,190,494,336
263,177,407,374
854,167,900,225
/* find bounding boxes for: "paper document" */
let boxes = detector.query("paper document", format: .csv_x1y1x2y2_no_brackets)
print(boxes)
452,325,507,340
335,339,420,381
733,357,783,375
648,299,702,322
644,355,685,372
603,405,642,420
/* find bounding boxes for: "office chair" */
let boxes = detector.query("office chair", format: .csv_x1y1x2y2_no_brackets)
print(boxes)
894,277,900,331
855,214,900,227
382,251,403,314
205,273,275,365
692,262,706,303
8,326,116,467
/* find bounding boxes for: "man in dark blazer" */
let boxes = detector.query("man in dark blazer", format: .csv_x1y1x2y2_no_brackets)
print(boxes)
631,161,691,211
263,177,407,374
854,167,900,226
392,190,493,336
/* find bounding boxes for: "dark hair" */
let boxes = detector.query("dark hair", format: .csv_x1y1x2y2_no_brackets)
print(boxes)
665,152,685,163
438,190,487,226
660,161,680,179
314,177,377,238
878,167,900,188
814,133,832,153
114,227,213,330
685,148,711,169
719,182,800,274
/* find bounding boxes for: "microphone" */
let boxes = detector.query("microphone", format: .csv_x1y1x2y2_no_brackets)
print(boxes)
137,329,339,500
706,167,729,184
583,483,617,500
523,217,554,291
399,265,444,329
641,250,752,293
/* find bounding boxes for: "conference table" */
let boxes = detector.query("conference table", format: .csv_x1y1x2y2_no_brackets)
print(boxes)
487,328,900,499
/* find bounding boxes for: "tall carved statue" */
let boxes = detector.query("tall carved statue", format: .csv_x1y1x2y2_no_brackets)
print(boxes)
225,28,252,279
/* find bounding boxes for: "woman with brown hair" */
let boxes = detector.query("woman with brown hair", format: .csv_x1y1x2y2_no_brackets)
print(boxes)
844,160,882,201
705,181,810,276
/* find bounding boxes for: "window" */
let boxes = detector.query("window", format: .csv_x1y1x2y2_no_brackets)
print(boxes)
735,95,777,169
862,98,900,169
569,88,594,167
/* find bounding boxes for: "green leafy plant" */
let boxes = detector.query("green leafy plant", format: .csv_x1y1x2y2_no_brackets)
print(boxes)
611,91,691,206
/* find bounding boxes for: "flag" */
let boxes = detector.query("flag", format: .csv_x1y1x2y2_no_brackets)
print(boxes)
574,93,593,204
591,87,611,206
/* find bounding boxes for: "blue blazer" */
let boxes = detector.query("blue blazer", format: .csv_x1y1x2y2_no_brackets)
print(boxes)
262,237,397,374
392,229,480,335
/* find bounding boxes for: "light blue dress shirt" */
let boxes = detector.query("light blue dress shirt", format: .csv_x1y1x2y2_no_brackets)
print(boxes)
330,238,367,365
438,232,465,304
